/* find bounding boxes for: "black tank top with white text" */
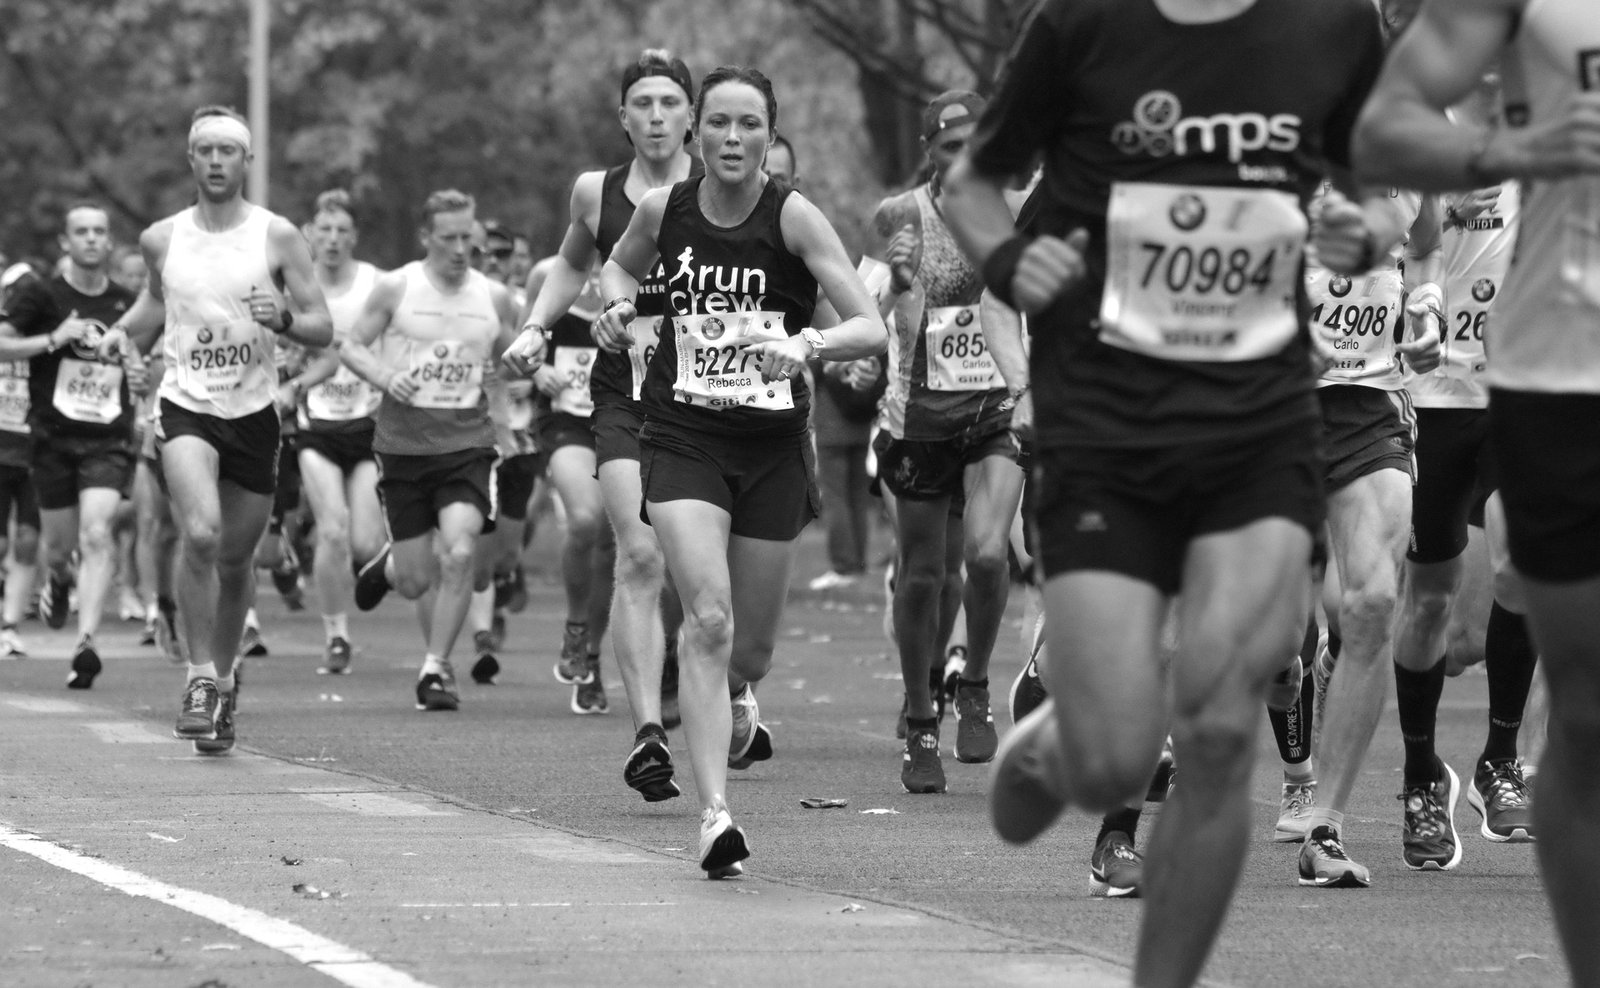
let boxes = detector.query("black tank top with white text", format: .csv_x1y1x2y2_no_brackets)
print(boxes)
643,177,817,439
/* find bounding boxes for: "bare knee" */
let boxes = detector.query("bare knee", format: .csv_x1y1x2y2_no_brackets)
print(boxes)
80,517,116,559
615,535,664,589
1339,576,1400,644
181,520,223,567
683,593,733,653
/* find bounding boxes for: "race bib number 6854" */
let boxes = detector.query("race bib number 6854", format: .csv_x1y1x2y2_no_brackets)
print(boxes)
1101,183,1307,362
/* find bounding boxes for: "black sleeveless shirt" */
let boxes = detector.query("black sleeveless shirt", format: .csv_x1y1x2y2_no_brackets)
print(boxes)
591,160,697,407
642,176,818,439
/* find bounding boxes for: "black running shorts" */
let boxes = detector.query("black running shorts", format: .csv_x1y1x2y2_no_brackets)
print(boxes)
1490,388,1600,583
0,462,40,530
535,410,595,456
156,399,280,497
297,422,376,476
30,432,136,510
876,425,1019,504
592,401,645,468
638,419,819,542
1031,420,1325,594
376,447,498,543
495,452,543,522
1408,407,1494,565
1318,384,1415,494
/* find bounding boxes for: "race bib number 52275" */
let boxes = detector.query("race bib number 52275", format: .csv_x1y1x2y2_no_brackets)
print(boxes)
1101,183,1307,362
673,311,793,411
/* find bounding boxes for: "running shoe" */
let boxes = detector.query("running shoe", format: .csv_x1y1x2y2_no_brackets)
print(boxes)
571,655,608,714
901,724,947,794
728,683,773,769
118,587,145,622
1146,738,1176,803
239,624,268,658
66,638,102,690
415,663,460,711
942,645,967,705
173,678,220,740
139,614,158,647
1009,631,1049,725
1090,831,1144,898
698,806,749,879
1,626,27,658
1469,758,1535,843
318,637,353,676
1400,762,1463,871
157,605,185,665
553,622,591,684
1275,779,1318,843
506,566,529,613
354,545,392,612
1298,826,1371,888
660,643,681,730
471,630,499,685
989,699,1069,845
271,559,304,611
624,725,680,802
953,681,999,763
808,570,859,592
39,571,70,631
193,692,235,756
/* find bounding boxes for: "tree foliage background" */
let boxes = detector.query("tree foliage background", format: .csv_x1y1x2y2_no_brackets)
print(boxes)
0,0,1030,270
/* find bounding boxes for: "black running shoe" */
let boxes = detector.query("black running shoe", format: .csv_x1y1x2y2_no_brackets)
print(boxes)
901,724,947,794
1400,763,1462,871
660,645,681,730
194,693,235,755
415,663,460,711
624,725,681,802
66,639,102,690
318,637,353,676
174,678,220,739
553,622,590,684
39,572,71,631
572,654,608,714
471,631,500,685
1090,831,1144,898
354,546,392,612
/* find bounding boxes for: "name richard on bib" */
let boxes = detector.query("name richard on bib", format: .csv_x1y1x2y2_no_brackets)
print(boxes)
668,246,768,313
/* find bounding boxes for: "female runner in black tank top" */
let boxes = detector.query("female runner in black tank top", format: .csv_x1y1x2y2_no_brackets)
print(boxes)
595,66,887,879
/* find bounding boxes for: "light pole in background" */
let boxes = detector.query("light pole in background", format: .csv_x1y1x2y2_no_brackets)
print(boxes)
247,0,269,205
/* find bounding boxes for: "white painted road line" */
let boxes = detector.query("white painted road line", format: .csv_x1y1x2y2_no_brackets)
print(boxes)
84,721,172,744
0,821,438,988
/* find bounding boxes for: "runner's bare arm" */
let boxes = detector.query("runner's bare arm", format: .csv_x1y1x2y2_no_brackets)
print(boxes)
868,192,922,316
340,272,403,388
524,172,604,332
981,292,1027,395
780,193,887,362
269,218,333,347
488,281,519,363
98,224,171,360
593,187,666,352
1354,0,1600,188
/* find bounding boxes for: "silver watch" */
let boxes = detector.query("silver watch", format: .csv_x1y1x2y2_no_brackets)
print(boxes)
800,327,826,358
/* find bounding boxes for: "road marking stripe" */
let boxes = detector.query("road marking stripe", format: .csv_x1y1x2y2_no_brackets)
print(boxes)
299,792,456,817
4,697,87,714
0,822,437,988
86,721,171,744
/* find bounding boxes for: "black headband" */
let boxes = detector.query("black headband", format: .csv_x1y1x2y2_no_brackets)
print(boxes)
620,57,694,105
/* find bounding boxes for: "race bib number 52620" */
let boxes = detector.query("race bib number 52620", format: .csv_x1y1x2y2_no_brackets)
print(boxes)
1101,183,1307,362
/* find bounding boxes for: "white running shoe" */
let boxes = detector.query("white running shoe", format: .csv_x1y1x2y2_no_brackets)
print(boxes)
1275,779,1318,842
698,807,749,878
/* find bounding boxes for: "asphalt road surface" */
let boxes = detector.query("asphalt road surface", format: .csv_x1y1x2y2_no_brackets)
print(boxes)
0,528,1566,987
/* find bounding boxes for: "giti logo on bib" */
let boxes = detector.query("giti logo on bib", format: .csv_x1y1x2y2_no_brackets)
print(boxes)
1112,91,1301,166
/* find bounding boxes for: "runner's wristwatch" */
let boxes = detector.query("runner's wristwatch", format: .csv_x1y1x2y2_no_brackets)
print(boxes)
800,327,825,359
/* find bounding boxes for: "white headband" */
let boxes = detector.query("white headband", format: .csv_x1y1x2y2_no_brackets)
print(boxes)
189,115,252,154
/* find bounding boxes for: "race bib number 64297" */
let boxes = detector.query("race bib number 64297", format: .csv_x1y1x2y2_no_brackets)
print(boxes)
1101,182,1307,362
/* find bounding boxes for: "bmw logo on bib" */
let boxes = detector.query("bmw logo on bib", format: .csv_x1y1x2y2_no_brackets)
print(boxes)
1330,276,1352,298
1472,278,1496,303
701,317,726,342
1169,194,1206,232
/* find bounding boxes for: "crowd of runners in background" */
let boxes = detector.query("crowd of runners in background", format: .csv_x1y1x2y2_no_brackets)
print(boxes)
3,0,1598,983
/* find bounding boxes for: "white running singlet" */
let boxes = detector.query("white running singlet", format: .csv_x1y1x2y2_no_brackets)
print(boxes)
1411,181,1520,410
1492,0,1600,392
304,261,383,424
157,205,280,419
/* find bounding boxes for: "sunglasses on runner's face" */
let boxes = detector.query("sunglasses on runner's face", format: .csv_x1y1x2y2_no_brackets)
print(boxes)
487,246,513,260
